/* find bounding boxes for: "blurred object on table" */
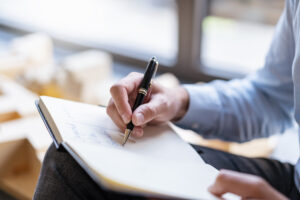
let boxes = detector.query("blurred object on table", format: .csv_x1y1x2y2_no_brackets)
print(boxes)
0,52,28,78
0,75,37,121
0,117,52,161
0,75,51,159
0,138,40,200
1,33,116,106
0,33,53,79
58,50,112,105
172,122,276,158
10,33,53,67
17,64,63,98
155,73,179,88
173,124,279,158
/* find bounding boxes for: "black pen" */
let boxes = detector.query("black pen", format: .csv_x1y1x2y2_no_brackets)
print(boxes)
122,57,159,145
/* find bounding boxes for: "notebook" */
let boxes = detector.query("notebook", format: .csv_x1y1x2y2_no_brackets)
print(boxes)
36,96,235,200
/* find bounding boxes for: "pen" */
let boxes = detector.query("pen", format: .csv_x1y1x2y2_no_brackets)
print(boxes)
122,57,159,145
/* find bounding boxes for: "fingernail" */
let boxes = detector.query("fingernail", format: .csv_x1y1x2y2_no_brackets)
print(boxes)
136,113,144,125
208,185,220,195
122,114,130,124
134,129,143,137
133,129,140,137
137,130,143,137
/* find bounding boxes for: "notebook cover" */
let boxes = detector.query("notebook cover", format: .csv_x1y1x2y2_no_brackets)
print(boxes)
35,100,144,197
35,100,60,149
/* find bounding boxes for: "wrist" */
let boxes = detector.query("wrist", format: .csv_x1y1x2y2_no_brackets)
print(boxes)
172,86,189,121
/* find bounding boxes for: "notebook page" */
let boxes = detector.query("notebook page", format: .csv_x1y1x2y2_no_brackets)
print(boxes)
40,96,238,199
41,96,205,164
70,140,220,199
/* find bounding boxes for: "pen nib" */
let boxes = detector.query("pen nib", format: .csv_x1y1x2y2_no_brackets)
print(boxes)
122,129,131,146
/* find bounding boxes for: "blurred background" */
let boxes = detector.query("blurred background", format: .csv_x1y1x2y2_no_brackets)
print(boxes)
0,0,298,200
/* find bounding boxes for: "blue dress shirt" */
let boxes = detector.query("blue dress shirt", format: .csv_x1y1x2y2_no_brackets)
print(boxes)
176,0,300,192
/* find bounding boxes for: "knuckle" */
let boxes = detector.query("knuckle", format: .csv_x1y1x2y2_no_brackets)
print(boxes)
151,80,160,90
106,101,116,117
114,120,125,131
248,176,267,194
129,72,143,77
107,99,114,107
216,172,227,183
160,97,168,109
253,177,266,188
118,123,126,131
144,104,157,117
110,83,123,95
106,105,113,116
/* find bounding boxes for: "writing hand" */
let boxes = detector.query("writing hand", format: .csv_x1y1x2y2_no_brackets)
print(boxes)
107,72,189,137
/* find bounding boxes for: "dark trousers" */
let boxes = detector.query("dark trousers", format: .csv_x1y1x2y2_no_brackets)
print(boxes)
34,143,300,200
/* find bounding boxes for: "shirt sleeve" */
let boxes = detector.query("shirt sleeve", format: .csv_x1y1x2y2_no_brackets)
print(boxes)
175,1,296,142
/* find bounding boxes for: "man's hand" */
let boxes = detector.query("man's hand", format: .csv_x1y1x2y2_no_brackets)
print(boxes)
107,72,189,137
209,169,288,200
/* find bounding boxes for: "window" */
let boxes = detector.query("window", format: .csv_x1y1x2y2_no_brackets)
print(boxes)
0,0,286,82
201,0,284,75
0,0,178,63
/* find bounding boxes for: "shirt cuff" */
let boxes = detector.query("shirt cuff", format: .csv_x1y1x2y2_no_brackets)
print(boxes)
174,84,221,135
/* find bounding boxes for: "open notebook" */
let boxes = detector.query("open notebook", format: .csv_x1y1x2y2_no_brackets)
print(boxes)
36,96,236,200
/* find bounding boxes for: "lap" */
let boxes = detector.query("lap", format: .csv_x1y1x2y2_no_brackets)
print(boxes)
193,145,299,199
34,143,146,200
34,143,299,200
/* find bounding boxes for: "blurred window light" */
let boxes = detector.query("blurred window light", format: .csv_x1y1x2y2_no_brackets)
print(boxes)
0,0,178,63
0,0,286,80
201,0,284,75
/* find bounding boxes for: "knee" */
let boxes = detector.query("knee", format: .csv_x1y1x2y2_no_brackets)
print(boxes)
41,143,73,174
44,143,58,159
42,143,82,177
42,143,61,169
34,143,77,199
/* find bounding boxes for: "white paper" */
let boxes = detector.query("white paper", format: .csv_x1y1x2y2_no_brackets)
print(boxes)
40,96,238,200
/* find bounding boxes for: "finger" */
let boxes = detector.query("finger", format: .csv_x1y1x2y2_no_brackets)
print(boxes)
119,72,144,94
132,95,168,126
132,126,144,138
107,98,146,137
110,72,143,124
106,99,126,131
129,93,138,107
208,170,266,198
110,84,132,124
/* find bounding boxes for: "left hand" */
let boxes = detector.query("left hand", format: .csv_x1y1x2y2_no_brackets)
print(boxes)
208,169,288,200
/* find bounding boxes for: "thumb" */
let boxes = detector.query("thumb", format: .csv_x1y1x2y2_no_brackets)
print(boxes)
132,95,167,126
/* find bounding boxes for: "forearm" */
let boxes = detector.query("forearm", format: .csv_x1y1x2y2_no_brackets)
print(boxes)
175,77,294,142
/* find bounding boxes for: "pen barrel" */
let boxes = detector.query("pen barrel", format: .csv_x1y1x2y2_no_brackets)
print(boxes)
126,94,145,131
125,57,158,133
126,121,134,131
139,58,158,90
132,93,146,111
